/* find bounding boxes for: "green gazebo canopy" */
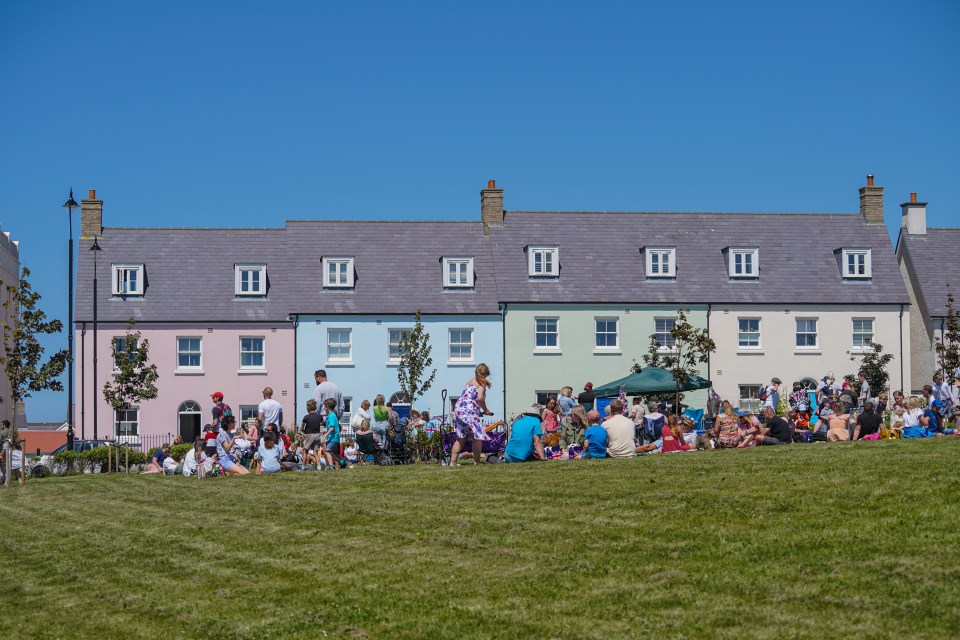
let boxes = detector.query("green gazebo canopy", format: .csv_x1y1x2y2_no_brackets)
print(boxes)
591,367,711,398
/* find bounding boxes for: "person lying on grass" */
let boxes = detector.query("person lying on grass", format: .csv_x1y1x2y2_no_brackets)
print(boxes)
142,443,171,474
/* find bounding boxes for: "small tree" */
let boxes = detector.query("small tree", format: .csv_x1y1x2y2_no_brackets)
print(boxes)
935,290,960,378
102,319,159,445
635,308,715,409
1,267,69,486
845,341,894,397
396,310,437,409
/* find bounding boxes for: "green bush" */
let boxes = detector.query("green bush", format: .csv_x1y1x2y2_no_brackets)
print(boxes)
169,444,193,462
53,450,78,465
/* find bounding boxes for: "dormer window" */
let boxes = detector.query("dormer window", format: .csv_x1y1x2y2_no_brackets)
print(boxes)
112,264,144,296
443,257,474,288
234,264,266,296
728,248,759,279
645,247,676,278
842,249,872,279
323,257,355,288
528,246,559,277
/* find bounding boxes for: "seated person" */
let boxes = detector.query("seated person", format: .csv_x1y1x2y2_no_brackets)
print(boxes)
758,406,791,445
827,403,851,441
181,441,204,478
162,453,179,476
737,410,763,447
604,399,655,456
559,405,587,458
921,400,945,435
580,410,608,459
852,401,883,440
343,438,359,464
504,406,545,463
142,443,171,474
280,446,303,471
680,417,699,448
659,416,692,453
257,434,282,474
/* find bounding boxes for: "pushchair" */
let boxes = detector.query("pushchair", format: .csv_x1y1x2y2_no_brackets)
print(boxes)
356,432,392,466
441,420,507,464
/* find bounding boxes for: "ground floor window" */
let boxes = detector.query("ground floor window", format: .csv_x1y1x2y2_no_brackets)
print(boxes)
738,385,762,414
115,407,139,437
536,390,559,406
240,405,259,426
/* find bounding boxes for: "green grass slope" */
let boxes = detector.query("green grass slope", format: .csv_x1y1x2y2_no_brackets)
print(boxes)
2,439,959,639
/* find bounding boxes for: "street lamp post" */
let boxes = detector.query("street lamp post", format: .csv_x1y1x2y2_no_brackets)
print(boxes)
90,237,102,440
62,189,78,446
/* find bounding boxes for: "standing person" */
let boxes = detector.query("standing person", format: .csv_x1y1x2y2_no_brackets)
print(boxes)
9,441,24,486
857,372,872,411
0,419,10,481
817,373,836,405
209,392,232,430
763,378,782,412
449,363,494,467
322,398,343,470
540,396,561,442
216,416,249,476
372,394,390,446
932,372,953,418
852,401,883,440
629,398,647,441
577,382,595,412
603,399,643,457
311,370,344,420
300,399,326,466
257,387,284,431
558,387,576,417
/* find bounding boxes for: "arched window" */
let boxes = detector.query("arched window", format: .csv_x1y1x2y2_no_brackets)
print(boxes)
178,400,202,413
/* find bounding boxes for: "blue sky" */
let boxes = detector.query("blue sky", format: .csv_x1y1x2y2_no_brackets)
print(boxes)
1,0,958,422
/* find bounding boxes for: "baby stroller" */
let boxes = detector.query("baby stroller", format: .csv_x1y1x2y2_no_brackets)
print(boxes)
388,419,411,465
441,420,507,464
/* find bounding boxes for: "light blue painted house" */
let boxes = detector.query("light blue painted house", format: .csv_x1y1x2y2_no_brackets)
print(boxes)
286,219,503,423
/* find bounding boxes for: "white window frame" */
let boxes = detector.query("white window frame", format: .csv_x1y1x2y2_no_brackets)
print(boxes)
239,336,265,371
842,249,872,279
176,336,203,372
112,336,138,373
534,317,560,351
852,317,875,351
387,328,407,364
654,317,677,352
737,318,761,350
738,385,762,414
111,264,144,296
114,407,140,437
448,328,475,364
443,257,475,288
234,264,266,296
528,246,559,277
326,328,353,363
795,317,819,350
322,257,355,288
594,317,620,351
645,247,676,278
239,405,260,425
728,248,759,278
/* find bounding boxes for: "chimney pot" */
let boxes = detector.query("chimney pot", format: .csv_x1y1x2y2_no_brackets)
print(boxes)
866,174,874,187
488,180,496,189
910,192,917,203
88,189,96,200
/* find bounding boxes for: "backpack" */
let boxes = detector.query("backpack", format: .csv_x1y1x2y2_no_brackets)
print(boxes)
218,402,234,419
758,387,769,402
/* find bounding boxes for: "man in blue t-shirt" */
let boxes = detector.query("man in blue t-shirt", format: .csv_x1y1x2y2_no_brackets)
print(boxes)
922,400,943,433
581,410,608,458
504,409,544,463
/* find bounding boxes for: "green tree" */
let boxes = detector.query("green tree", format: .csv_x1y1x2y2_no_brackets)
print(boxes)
845,341,894,397
1,267,69,486
396,310,437,408
934,290,960,378
102,320,159,443
634,308,715,409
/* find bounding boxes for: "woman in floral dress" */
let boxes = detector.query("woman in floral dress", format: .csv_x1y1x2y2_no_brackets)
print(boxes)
449,363,494,467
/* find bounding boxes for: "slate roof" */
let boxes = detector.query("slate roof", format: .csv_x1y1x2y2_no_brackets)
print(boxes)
74,210,908,322
899,228,960,317
489,211,909,305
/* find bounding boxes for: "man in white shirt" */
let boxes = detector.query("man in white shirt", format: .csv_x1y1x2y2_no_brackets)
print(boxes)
604,399,647,458
258,387,284,430
932,372,953,417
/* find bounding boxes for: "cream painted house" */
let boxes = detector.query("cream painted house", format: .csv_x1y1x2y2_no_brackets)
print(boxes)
0,224,21,427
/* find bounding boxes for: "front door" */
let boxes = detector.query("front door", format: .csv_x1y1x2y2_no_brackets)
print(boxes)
179,412,201,443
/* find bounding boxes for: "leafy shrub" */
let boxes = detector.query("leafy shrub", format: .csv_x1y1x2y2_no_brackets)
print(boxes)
53,450,78,465
169,444,192,462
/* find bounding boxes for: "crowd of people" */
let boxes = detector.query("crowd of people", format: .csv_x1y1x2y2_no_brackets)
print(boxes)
131,363,959,477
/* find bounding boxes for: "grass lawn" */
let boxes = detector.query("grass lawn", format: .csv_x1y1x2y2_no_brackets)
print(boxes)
2,439,959,639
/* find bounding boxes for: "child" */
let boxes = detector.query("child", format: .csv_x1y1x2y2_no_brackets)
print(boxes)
202,424,217,457
343,438,358,464
323,397,343,470
301,399,326,468
10,441,24,486
408,409,424,437
257,434,282,474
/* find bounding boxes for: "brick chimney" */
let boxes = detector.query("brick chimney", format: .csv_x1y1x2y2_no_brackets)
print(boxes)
900,191,927,236
859,174,884,225
80,189,102,239
481,180,504,229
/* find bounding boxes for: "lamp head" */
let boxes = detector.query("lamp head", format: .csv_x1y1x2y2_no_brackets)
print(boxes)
62,188,79,210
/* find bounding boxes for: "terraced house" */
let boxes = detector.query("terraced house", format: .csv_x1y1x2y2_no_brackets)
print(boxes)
73,178,911,439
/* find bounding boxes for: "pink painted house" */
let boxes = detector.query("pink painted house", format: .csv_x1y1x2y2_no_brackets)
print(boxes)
73,191,295,442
